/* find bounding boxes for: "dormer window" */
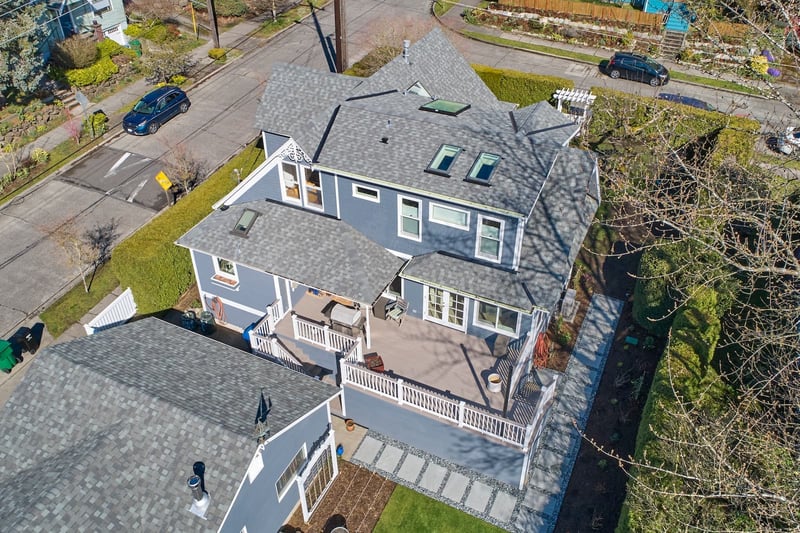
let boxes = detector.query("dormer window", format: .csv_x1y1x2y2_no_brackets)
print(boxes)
466,152,500,184
426,144,461,176
419,99,471,116
232,209,259,237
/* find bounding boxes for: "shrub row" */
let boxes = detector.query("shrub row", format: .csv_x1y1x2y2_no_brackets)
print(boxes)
620,286,734,531
473,64,574,106
65,56,119,87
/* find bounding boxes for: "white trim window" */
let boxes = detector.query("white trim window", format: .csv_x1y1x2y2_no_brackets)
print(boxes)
212,257,238,287
475,301,519,336
476,215,504,262
280,161,301,203
398,196,422,241
352,183,380,203
276,445,308,501
425,286,466,330
302,167,323,210
429,203,469,230
280,162,324,210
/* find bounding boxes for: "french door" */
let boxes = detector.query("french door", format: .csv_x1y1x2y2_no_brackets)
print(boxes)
425,287,466,330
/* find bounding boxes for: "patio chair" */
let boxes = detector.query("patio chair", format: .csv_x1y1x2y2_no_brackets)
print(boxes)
385,298,408,326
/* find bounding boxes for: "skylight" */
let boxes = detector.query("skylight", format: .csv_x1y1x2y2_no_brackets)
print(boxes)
466,152,501,184
420,99,471,116
232,209,259,236
407,81,431,98
426,144,462,176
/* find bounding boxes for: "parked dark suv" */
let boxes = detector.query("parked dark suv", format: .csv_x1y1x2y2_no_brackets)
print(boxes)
123,86,190,135
606,52,670,87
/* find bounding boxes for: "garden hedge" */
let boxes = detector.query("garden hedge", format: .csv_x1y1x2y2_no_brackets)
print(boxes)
65,56,119,87
621,286,732,532
473,64,574,106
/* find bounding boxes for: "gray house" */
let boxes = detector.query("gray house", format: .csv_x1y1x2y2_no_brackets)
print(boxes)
177,29,599,489
0,318,341,532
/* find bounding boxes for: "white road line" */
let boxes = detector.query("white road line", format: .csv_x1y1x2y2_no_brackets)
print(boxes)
106,152,132,177
126,179,148,203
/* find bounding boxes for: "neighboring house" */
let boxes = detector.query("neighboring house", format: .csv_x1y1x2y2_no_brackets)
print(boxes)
0,318,341,532
45,0,128,48
177,28,599,488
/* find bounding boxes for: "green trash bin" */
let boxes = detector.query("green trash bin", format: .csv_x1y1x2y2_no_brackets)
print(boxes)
130,39,142,57
0,339,18,374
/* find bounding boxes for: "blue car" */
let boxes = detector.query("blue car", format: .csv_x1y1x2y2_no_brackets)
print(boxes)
123,86,190,135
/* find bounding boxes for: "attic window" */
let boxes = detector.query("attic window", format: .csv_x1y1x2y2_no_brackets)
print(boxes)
232,209,259,236
407,81,431,98
466,152,500,184
426,144,461,176
420,99,471,116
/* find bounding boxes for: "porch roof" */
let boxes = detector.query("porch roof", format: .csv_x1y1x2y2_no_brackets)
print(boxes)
402,252,533,312
177,201,405,305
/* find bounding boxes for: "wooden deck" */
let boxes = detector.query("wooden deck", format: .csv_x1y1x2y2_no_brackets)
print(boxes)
273,292,541,423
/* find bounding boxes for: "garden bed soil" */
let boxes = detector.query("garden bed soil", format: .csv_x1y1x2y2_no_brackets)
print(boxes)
281,460,396,533
554,240,662,533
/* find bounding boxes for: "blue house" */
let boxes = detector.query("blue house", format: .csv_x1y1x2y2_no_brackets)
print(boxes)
177,29,599,489
0,318,341,532
45,0,129,48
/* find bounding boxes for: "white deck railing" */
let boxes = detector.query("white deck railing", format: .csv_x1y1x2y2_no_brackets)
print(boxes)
250,332,305,374
292,313,359,353
341,361,530,449
252,300,282,337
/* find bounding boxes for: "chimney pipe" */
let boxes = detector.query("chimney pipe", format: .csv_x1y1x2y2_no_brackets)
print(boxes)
402,40,410,64
187,475,210,519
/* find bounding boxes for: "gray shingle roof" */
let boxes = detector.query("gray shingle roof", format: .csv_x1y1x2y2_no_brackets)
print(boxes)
403,148,599,313
349,28,511,111
512,101,580,146
177,201,405,304
0,318,339,532
252,28,579,216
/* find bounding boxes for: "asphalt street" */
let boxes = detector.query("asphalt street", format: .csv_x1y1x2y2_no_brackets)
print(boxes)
0,0,796,343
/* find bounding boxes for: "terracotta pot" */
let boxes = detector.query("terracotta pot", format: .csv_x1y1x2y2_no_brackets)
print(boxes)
345,419,355,431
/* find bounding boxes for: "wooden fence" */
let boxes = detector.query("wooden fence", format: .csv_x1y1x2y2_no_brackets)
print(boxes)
498,0,663,31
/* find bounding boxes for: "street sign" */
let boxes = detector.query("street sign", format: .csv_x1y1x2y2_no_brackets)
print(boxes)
155,171,173,191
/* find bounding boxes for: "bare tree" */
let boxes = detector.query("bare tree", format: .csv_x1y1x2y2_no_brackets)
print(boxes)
163,142,207,201
49,219,119,292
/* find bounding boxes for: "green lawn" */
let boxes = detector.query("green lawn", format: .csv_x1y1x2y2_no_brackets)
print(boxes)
373,485,506,533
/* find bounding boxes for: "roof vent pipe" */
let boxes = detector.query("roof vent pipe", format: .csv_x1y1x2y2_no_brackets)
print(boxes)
187,475,210,519
402,40,410,64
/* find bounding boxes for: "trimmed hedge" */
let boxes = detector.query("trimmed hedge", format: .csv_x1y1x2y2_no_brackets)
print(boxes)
112,142,264,314
621,286,731,532
632,246,675,336
473,64,573,106
65,56,119,87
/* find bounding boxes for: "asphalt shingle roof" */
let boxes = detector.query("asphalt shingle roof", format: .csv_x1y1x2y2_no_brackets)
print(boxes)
252,28,580,216
177,201,405,304
404,148,599,313
0,318,340,532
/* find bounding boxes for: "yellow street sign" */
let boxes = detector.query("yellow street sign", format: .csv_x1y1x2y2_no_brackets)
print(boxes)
155,171,173,191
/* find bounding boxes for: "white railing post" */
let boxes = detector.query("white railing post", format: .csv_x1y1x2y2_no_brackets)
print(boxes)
355,337,363,362
291,312,299,339
458,401,466,427
270,336,280,355
397,379,404,405
323,325,331,351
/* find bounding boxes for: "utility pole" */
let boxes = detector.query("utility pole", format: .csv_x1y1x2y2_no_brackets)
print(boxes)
334,0,347,73
207,0,220,48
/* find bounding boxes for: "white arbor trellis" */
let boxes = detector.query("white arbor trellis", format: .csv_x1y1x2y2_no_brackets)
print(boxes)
553,88,597,129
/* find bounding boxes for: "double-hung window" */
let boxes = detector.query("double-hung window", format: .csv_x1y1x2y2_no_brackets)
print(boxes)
281,162,324,210
475,301,519,335
398,196,421,241
476,215,503,262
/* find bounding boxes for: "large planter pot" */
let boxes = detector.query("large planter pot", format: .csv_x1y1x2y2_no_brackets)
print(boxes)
487,373,502,393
